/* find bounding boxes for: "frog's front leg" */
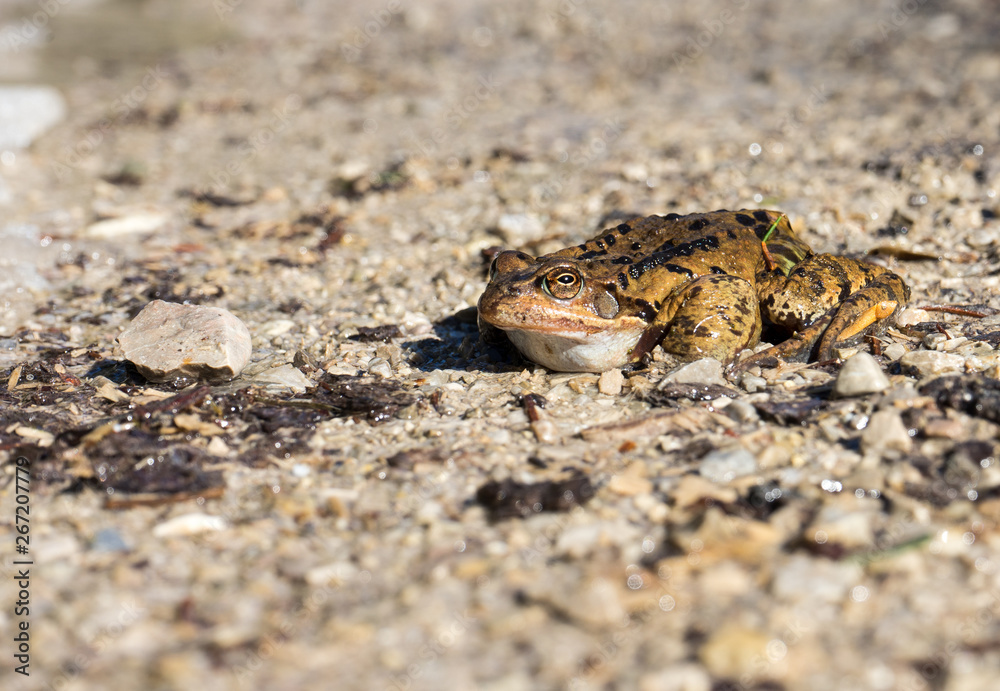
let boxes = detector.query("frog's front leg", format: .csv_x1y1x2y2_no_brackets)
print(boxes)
628,274,762,365
753,254,909,364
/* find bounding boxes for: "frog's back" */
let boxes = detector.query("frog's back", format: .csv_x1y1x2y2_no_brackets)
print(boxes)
546,209,812,279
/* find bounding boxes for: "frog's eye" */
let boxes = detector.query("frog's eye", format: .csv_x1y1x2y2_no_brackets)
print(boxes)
542,268,583,300
488,257,499,281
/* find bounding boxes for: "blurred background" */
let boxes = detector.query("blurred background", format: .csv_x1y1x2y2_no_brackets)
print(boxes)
2,2,1000,690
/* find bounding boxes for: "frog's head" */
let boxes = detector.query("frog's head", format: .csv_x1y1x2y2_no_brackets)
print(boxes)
477,250,646,372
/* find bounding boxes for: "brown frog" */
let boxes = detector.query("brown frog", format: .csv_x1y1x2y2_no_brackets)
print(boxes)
478,209,909,373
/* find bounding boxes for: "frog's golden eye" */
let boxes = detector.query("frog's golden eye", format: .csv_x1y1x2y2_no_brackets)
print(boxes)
542,268,583,300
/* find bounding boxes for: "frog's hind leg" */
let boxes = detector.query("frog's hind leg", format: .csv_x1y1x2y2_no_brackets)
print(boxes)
750,254,909,366
814,271,909,360
628,274,762,365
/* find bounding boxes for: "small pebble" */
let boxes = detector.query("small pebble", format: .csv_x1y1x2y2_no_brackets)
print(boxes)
260,319,296,337
741,374,767,393
861,409,913,454
153,513,228,538
84,212,169,239
608,473,653,496
833,352,890,397
554,524,606,559
661,358,728,387
699,447,757,483
206,437,230,456
252,364,312,392
808,503,876,549
698,625,770,679
598,368,624,395
922,417,965,439
117,300,252,382
531,418,559,443
367,357,393,379
305,561,359,587
882,342,908,361
770,553,862,603
639,664,711,691
91,528,130,552
899,350,964,377
422,370,449,388
896,306,932,327
725,399,759,424
923,333,967,351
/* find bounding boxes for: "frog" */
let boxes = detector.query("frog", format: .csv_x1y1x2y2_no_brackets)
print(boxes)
477,209,909,373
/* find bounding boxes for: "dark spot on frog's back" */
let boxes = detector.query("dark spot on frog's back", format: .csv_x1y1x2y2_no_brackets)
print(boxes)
662,263,695,277
735,213,755,227
653,235,720,257
617,272,629,290
754,224,770,240
604,234,616,246
753,210,771,223
616,223,632,234
634,299,656,322
688,218,708,231
610,255,632,264
664,213,681,220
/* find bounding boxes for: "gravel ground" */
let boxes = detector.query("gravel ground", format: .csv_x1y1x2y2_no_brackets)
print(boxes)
2,1,1000,689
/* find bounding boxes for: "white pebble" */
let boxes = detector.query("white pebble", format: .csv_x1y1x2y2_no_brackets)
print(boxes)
153,513,228,538
834,352,890,397
253,364,312,392
598,368,625,395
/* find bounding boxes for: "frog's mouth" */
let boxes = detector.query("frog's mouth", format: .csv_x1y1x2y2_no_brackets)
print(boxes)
477,287,647,371
478,291,644,336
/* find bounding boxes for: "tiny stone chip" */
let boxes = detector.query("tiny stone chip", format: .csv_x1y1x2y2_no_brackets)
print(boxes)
598,368,625,395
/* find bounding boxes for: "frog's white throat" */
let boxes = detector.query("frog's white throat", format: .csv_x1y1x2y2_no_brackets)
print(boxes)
504,326,643,373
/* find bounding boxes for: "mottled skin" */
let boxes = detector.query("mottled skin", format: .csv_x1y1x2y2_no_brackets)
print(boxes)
478,209,910,373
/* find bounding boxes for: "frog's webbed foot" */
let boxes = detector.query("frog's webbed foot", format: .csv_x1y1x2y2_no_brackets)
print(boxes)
732,313,834,374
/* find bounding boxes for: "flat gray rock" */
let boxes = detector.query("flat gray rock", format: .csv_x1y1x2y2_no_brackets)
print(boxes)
117,300,252,382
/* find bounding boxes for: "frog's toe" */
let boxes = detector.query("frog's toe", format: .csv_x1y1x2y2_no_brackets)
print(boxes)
831,300,899,341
